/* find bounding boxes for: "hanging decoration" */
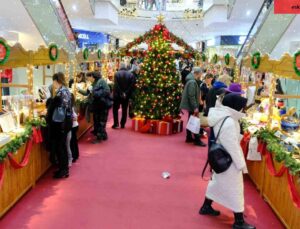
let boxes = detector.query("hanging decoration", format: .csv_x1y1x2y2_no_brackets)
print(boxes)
293,51,300,76
97,49,102,59
251,52,261,69
212,54,218,64
83,48,89,60
49,44,59,62
0,39,10,65
225,53,230,65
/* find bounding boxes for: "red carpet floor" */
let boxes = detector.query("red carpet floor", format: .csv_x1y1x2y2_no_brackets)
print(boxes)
0,115,284,229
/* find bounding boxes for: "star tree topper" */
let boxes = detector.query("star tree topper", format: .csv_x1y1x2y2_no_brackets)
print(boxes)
157,14,165,24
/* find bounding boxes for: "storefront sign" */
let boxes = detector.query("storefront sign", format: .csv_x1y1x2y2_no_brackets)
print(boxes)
73,29,109,49
274,0,300,14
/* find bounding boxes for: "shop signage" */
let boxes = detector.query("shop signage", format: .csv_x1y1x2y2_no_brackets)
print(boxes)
73,29,109,49
274,0,300,14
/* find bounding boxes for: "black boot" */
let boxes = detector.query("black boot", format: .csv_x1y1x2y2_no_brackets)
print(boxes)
233,213,256,229
53,169,69,179
194,140,206,147
199,198,220,216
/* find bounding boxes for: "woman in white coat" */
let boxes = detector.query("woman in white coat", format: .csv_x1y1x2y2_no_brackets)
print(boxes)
199,93,255,229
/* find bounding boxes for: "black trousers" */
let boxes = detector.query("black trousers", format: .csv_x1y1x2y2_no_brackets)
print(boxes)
186,112,201,142
93,109,109,139
113,98,129,126
70,126,79,160
51,122,69,172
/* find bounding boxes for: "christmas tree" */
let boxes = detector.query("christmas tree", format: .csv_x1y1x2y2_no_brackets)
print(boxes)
134,23,182,120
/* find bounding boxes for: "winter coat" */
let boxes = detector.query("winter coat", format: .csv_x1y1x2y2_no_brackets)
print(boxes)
205,104,247,212
79,78,110,113
113,68,134,99
179,73,200,112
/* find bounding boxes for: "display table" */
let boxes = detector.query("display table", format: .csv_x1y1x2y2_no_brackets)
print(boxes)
0,142,51,218
245,140,300,228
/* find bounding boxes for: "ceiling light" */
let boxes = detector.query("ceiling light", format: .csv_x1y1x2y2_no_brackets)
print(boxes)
246,10,251,16
72,4,77,12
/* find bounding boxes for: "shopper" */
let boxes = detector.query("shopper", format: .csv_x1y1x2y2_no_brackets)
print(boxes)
129,65,140,118
203,78,229,117
48,72,72,179
199,73,214,112
70,94,79,162
112,62,134,129
180,63,192,86
180,67,206,147
199,93,255,229
78,71,111,143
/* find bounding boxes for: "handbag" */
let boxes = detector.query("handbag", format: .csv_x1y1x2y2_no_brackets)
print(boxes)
186,115,200,134
202,116,232,176
52,107,66,123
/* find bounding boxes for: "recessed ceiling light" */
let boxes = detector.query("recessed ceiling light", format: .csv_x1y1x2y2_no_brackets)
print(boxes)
246,10,251,16
72,4,77,11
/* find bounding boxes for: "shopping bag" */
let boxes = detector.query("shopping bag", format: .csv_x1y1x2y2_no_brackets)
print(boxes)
186,115,200,134
247,137,262,161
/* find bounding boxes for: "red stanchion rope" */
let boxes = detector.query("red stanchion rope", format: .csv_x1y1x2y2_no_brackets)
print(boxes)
287,173,300,208
0,162,5,188
8,137,33,169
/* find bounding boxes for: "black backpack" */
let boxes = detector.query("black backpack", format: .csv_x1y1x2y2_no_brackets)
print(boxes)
202,116,232,177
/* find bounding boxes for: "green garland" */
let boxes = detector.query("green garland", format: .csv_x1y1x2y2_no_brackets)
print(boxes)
0,39,10,65
225,53,230,65
49,44,59,61
256,128,300,176
293,51,300,76
83,48,89,60
97,49,102,59
0,118,46,161
251,52,261,69
202,53,206,62
212,54,218,64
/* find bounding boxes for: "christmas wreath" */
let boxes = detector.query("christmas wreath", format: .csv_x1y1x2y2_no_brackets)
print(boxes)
49,44,59,61
251,52,261,69
83,48,89,60
293,51,300,76
97,49,102,59
0,39,10,65
212,54,218,64
225,53,230,65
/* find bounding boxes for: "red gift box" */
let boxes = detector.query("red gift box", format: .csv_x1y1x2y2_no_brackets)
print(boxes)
158,121,172,135
172,119,183,134
132,118,145,132
148,120,160,134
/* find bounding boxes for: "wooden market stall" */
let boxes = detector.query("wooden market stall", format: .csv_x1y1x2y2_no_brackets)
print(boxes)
0,38,51,218
241,52,300,228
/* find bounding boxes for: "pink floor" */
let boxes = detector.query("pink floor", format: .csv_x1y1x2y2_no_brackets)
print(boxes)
0,115,284,229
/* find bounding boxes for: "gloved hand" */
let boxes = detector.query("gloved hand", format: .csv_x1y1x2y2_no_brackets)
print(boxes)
88,85,93,92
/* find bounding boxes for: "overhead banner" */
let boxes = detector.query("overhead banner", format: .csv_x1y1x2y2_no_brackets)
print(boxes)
274,0,300,14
